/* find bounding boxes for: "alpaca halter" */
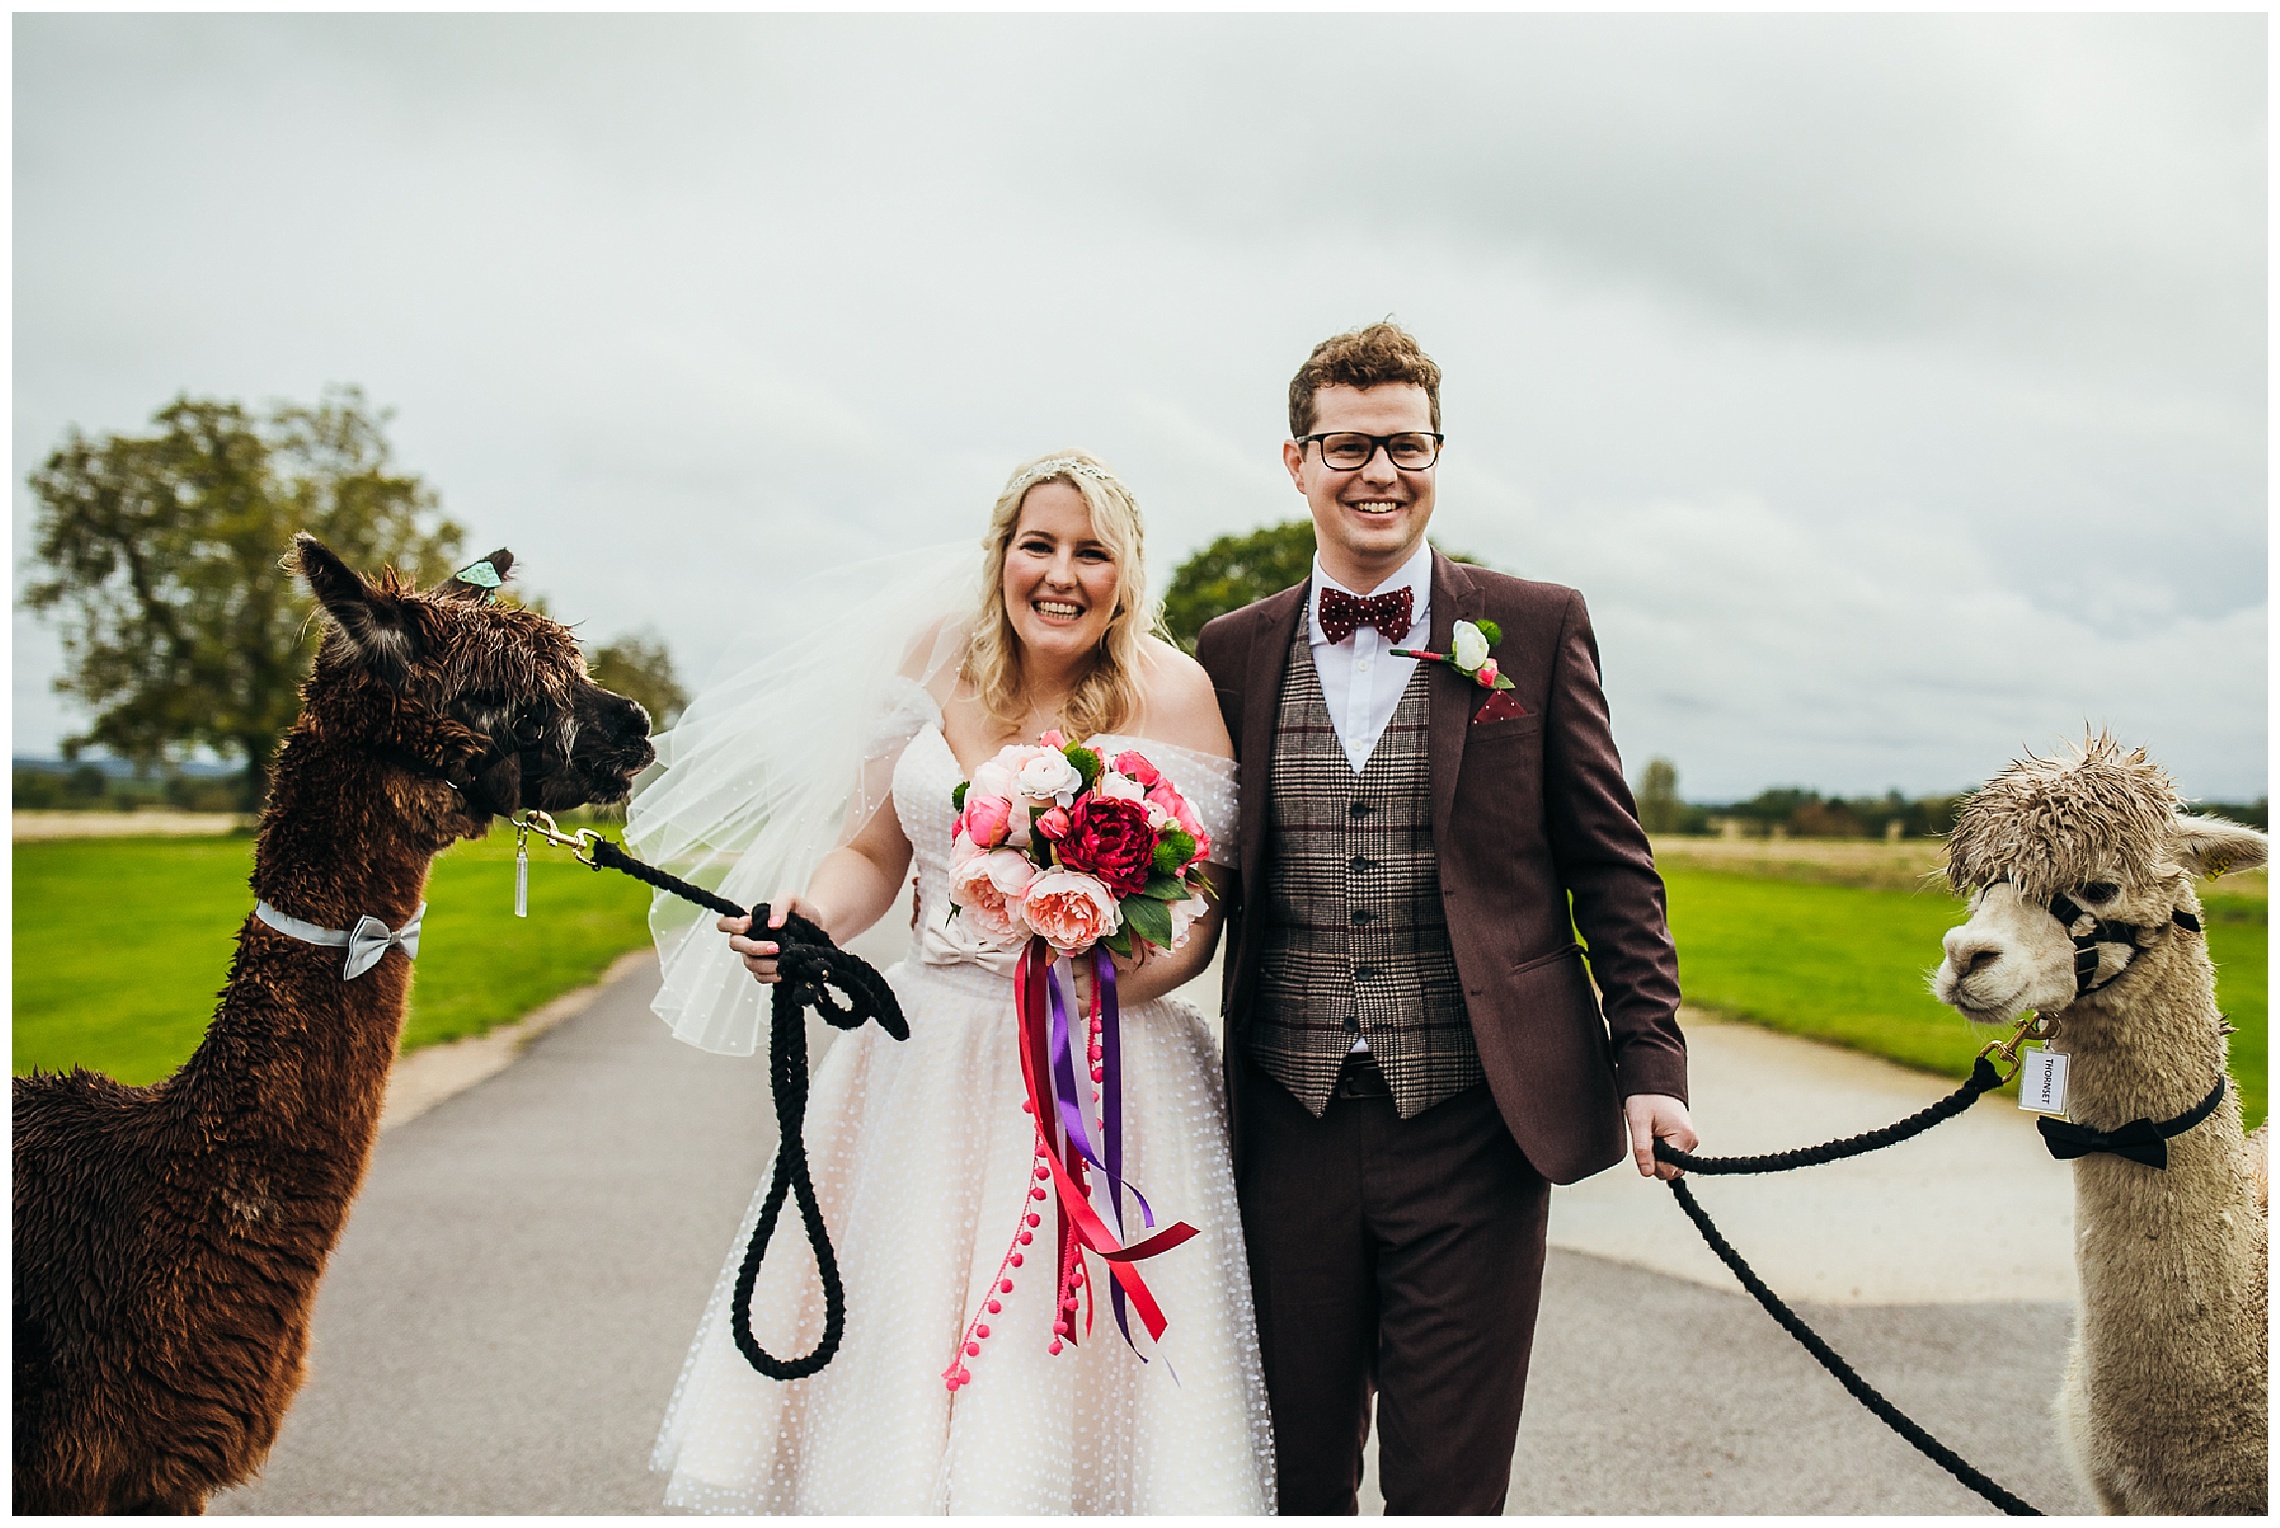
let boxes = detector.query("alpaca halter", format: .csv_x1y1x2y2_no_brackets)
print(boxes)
253,901,425,981
1984,876,2202,997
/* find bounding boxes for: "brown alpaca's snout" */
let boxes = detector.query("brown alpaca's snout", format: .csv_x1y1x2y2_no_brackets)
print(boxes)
553,680,654,807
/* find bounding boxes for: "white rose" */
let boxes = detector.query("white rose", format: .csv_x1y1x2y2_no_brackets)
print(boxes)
1015,750,1082,803
1143,801,1172,831
1165,892,1212,950
969,760,1017,801
1094,769,1146,803
1451,620,1490,671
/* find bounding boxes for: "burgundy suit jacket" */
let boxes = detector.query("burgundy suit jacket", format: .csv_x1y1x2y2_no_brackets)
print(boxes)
1194,550,1686,1185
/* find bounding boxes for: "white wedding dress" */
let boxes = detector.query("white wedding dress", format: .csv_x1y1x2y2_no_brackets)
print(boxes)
651,701,1277,1514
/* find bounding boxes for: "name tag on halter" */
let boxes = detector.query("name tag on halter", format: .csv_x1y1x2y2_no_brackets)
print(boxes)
2017,1047,2070,1116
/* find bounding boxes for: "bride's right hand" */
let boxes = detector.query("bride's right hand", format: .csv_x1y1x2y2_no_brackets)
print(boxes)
720,893,826,985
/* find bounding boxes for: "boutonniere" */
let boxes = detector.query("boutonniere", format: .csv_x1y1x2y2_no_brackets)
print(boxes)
1394,618,1514,691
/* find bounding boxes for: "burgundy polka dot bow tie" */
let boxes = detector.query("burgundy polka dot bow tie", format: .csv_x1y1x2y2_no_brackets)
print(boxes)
1317,585,1414,646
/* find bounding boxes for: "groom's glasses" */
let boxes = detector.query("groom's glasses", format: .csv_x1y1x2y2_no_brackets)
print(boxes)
1296,431,1444,472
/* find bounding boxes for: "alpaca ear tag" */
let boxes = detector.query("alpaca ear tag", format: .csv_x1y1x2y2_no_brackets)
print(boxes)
2017,1047,2069,1116
454,558,504,598
513,819,531,918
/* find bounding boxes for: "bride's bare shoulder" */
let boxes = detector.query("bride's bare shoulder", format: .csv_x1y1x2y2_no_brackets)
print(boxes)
1130,637,1232,757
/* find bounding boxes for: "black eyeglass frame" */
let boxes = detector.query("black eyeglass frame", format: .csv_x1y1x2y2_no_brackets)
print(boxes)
1294,431,1446,471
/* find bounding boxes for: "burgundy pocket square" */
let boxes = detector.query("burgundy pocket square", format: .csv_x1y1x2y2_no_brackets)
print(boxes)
1472,689,1529,724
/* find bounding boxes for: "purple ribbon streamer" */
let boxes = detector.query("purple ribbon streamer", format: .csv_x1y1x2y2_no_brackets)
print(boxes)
1043,949,1166,1358
1045,960,1099,1167
1098,945,1138,1352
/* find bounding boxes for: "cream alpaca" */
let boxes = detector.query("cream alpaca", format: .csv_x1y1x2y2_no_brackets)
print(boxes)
1933,735,2266,1515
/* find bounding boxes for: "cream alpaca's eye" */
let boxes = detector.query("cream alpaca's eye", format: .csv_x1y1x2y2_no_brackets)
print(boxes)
2080,882,2120,904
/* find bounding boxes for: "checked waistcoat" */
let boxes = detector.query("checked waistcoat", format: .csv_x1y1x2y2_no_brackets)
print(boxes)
1245,616,1482,1118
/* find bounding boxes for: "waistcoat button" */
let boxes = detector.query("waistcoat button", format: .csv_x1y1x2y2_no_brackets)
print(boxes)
1349,801,1371,818
1349,855,1372,873
1351,909,1375,925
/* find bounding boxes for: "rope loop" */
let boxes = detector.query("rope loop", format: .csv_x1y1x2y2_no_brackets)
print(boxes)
581,835,907,1380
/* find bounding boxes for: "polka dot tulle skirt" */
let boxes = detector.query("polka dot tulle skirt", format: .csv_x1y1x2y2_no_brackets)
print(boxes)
652,728,1275,1513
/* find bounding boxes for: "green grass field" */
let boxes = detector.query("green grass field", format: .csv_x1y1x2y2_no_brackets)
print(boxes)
13,833,656,1086
14,832,2267,1132
1662,868,2267,1129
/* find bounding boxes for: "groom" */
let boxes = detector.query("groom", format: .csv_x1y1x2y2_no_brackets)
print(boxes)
1195,322,1699,1514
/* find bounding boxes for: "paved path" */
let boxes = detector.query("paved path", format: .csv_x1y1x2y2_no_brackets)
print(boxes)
216,957,2094,1515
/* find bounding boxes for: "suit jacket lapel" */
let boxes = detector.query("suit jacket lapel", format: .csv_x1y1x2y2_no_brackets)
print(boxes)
1428,549,1481,846
1240,582,1309,895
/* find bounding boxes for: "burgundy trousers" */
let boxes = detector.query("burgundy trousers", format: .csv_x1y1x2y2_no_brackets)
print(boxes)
1236,1056,1553,1515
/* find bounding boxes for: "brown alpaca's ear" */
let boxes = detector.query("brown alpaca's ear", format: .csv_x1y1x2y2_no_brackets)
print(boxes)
2172,813,2268,881
297,533,422,685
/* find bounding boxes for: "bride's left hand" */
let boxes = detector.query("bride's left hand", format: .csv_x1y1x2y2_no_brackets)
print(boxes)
1068,943,1149,1008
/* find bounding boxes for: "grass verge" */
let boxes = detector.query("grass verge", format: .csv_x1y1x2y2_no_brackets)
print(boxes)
1662,868,2267,1129
13,833,655,1087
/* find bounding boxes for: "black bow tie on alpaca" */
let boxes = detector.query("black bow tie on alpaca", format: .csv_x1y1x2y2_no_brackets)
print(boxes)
1318,585,1413,645
2036,1073,2228,1170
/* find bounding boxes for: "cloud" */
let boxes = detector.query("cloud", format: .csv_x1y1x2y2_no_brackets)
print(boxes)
10,14,2264,800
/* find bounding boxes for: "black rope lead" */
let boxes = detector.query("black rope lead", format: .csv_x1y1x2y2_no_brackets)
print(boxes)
1665,1178,2041,1516
1646,1055,2041,1515
586,837,907,1381
1657,1057,2007,1175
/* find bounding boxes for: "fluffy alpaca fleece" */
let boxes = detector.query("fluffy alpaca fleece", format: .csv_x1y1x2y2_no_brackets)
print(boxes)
12,538,654,1514
1935,734,2267,1515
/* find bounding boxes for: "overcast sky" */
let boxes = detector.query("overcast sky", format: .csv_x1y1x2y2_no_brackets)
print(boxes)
12,13,2267,802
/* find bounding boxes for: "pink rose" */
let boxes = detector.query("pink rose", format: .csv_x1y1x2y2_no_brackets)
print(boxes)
1147,781,1211,863
1037,728,1067,749
947,848,1037,946
1474,657,1501,689
957,792,1014,849
1034,804,1073,841
1111,751,1161,787
1019,868,1120,953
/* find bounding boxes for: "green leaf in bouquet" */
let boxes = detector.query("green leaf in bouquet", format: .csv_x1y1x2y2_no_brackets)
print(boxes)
951,780,969,811
1065,745,1102,790
1492,674,1515,691
1102,926,1134,960
1152,828,1196,875
1122,893,1174,951
1474,618,1503,646
1142,872,1188,902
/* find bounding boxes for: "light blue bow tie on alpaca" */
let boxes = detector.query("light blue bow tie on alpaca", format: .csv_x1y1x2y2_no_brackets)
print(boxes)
253,901,425,980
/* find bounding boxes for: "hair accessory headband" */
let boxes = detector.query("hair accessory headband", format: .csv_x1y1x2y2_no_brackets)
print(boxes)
1011,456,1111,492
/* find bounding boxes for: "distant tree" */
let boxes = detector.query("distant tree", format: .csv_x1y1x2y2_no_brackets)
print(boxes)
2192,798,2269,832
21,389,465,809
1162,521,1316,650
1162,518,1487,651
1636,757,1682,834
586,629,689,732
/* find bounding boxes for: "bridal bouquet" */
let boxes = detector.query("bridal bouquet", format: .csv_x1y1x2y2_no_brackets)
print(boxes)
945,731,1213,958
938,731,1208,1392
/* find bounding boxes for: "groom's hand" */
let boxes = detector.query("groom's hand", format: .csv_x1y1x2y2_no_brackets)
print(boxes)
1625,1094,1698,1181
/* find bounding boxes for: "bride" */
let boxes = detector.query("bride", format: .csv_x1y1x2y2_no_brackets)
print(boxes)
633,451,1276,1513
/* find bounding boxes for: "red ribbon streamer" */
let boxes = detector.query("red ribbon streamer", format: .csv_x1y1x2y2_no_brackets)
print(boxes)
1015,937,1197,1345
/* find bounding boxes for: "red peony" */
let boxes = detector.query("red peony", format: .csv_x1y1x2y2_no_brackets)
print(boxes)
1055,794,1157,898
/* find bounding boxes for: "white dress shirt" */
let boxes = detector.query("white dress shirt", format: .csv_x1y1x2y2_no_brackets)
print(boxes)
1307,541,1434,773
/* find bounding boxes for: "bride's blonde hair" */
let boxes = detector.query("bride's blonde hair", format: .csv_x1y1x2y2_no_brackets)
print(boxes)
963,450,1160,744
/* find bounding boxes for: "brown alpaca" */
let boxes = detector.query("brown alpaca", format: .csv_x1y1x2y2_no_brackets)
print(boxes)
12,536,655,1514
1932,736,2267,1514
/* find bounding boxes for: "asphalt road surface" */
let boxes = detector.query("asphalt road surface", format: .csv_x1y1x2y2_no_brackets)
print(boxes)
215,957,2094,1515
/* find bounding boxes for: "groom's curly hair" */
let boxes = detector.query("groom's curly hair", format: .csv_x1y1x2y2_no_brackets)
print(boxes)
1288,321,1443,437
